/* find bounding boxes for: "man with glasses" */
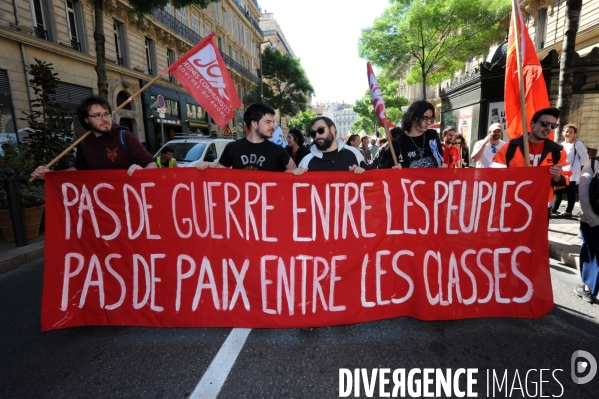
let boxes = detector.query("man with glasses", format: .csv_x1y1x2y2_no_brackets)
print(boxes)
31,95,156,179
471,122,505,168
492,107,570,207
379,100,446,169
292,116,367,175
197,103,296,172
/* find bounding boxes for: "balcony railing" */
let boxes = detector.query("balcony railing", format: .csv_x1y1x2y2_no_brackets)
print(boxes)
34,26,48,41
262,29,293,57
231,0,263,36
150,10,202,44
147,67,153,76
149,9,259,84
117,57,124,66
71,39,81,51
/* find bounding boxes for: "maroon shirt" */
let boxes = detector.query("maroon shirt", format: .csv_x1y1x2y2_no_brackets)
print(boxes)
74,124,155,170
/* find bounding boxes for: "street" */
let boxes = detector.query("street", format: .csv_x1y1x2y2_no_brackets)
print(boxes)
1,257,598,398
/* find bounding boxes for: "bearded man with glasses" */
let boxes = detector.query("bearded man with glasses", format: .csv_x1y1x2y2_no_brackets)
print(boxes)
471,122,505,168
31,95,156,180
492,107,571,209
292,117,367,175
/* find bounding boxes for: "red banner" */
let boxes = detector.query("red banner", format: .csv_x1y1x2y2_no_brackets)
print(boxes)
42,168,553,331
169,32,241,128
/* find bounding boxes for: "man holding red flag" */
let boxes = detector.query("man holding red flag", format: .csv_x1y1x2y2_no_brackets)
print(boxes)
504,0,551,140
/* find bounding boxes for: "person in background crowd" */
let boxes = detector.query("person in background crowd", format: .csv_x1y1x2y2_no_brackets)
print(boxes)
346,134,366,160
441,127,461,168
551,124,589,217
360,136,372,161
370,138,379,158
471,123,505,168
31,95,156,179
293,116,367,175
156,145,178,168
492,107,570,213
453,133,469,167
574,156,599,303
197,103,295,172
380,101,446,169
286,128,311,167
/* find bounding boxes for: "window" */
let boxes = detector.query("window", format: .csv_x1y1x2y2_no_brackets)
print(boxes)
192,14,199,35
177,8,186,25
167,48,176,83
65,1,82,51
117,91,132,110
225,10,230,32
536,8,548,50
228,45,232,58
113,20,127,67
205,25,211,37
217,37,222,51
216,2,222,24
31,0,53,41
145,37,156,76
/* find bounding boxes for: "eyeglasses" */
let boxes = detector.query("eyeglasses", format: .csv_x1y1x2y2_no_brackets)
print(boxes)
491,143,498,153
310,126,327,136
88,112,111,120
420,116,434,123
536,120,559,129
453,141,462,145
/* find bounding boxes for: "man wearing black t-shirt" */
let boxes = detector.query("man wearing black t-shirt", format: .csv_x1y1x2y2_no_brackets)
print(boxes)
379,101,447,169
293,116,367,175
196,103,296,172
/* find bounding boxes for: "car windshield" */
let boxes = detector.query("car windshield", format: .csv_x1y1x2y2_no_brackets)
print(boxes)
169,142,207,162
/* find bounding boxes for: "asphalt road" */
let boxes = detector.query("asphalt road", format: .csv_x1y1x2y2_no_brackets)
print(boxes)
1,258,598,398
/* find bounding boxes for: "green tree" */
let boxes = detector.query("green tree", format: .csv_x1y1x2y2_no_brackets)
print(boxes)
92,0,218,100
244,47,314,124
288,109,318,133
352,71,408,132
359,0,510,99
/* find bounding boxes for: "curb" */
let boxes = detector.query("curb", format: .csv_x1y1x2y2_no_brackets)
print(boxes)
549,239,580,271
0,241,45,275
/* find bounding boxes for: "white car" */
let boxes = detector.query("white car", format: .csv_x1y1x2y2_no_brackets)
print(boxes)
154,137,233,167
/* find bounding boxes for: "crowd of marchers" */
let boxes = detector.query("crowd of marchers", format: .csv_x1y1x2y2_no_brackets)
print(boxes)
30,96,599,307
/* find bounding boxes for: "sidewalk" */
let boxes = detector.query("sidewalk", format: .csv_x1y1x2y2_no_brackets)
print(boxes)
0,203,584,275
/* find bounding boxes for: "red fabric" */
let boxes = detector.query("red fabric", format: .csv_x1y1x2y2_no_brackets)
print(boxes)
41,168,553,331
169,33,241,128
504,6,551,140
443,145,461,168
367,63,395,129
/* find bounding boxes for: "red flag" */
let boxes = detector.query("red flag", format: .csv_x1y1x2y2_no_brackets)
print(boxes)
504,4,550,140
169,32,241,128
367,63,395,129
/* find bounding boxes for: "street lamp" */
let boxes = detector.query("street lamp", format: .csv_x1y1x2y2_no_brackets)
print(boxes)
258,40,271,103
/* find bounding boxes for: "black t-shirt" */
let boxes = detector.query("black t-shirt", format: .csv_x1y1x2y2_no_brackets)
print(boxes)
303,148,368,171
379,129,444,168
219,138,291,171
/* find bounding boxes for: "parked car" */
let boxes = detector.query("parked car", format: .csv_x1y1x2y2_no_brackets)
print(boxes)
154,137,233,167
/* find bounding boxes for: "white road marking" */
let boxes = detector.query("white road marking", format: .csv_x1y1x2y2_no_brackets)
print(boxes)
190,328,252,399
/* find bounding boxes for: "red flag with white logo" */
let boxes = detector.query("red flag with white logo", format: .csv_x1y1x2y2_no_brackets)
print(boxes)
169,32,241,128
367,62,395,129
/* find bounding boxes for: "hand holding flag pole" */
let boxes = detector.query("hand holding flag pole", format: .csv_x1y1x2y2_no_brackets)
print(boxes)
31,32,240,181
367,63,398,166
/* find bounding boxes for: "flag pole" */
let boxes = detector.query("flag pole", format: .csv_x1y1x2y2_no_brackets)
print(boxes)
511,0,530,167
30,68,171,182
384,125,398,166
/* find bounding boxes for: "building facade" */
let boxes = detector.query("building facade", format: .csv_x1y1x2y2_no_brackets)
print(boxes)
0,0,264,153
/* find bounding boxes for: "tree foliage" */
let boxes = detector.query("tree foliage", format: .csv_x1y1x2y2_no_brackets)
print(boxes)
352,71,408,133
359,0,510,99
288,109,318,133
244,47,314,124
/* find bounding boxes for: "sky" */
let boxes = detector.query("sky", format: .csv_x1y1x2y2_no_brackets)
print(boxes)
257,0,391,106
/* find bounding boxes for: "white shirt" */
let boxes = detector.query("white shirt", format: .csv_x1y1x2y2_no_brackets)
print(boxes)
562,140,589,183
473,139,505,168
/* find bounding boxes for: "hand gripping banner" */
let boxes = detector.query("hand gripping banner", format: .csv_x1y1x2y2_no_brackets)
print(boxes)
41,167,553,331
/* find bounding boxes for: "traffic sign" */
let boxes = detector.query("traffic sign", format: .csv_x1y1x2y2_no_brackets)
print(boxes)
156,95,165,108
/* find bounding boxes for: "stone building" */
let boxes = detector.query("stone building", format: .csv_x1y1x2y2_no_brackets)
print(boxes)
0,0,264,153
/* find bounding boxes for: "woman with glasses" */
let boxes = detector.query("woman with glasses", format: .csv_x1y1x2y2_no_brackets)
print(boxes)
378,101,446,169
286,128,310,166
453,133,469,168
551,124,589,217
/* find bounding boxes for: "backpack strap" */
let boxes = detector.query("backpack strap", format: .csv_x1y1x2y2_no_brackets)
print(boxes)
119,130,129,153
505,136,523,167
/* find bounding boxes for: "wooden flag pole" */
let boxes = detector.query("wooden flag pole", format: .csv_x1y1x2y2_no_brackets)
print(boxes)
383,124,398,166
30,68,171,182
512,0,531,167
